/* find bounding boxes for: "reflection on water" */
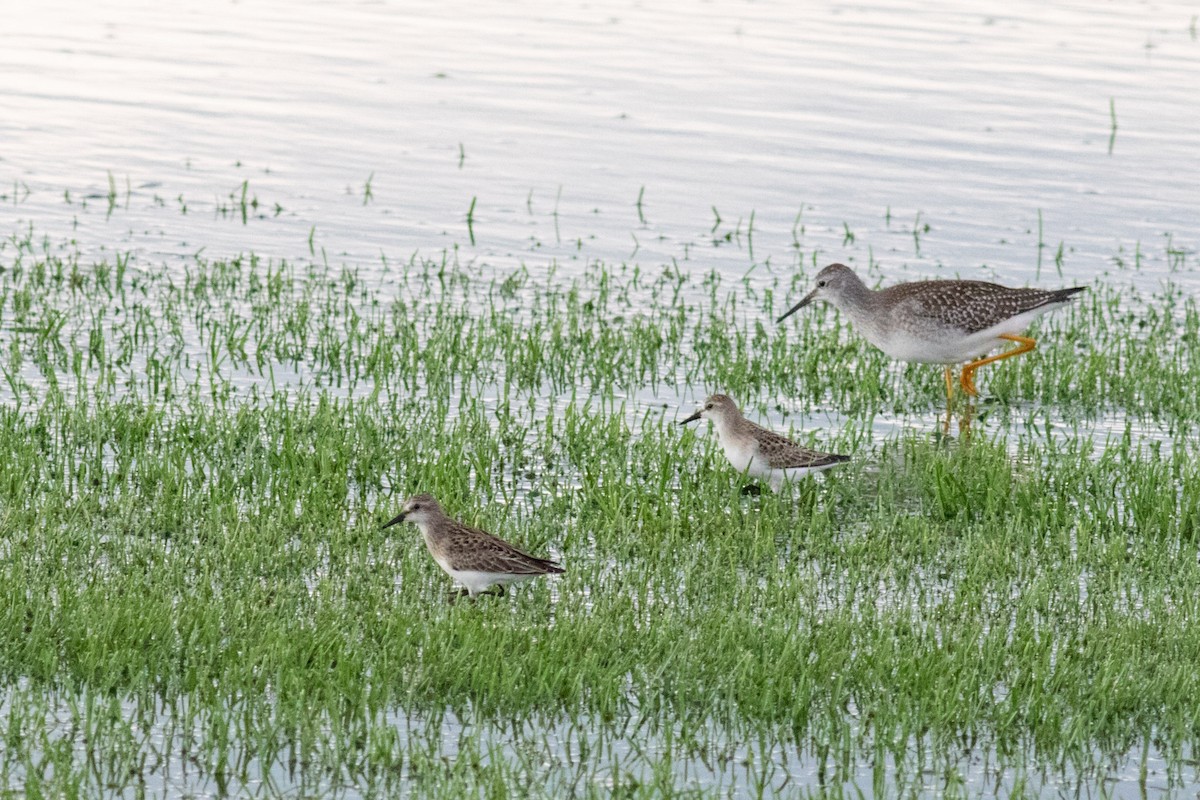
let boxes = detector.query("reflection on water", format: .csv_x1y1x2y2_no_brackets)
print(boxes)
2,0,1197,291
2,685,1197,798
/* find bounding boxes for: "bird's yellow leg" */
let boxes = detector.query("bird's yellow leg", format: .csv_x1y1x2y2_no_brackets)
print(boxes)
959,334,1038,396
943,366,955,406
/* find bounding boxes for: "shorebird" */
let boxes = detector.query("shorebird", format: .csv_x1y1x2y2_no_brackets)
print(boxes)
776,263,1086,400
381,493,563,598
680,394,849,490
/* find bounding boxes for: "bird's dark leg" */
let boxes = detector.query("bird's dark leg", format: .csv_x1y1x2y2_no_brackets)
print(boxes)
959,334,1037,396
957,399,976,438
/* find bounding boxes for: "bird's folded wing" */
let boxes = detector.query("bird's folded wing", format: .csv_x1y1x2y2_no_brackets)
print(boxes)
755,428,848,470
447,531,563,574
903,282,1064,335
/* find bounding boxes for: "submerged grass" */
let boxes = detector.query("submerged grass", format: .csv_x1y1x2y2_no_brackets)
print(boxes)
1,228,1199,797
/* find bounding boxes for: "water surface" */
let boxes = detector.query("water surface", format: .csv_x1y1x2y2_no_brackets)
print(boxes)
2,0,1197,291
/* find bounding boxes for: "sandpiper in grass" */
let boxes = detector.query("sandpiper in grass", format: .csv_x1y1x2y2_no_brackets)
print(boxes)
680,394,850,490
776,263,1086,401
382,493,564,598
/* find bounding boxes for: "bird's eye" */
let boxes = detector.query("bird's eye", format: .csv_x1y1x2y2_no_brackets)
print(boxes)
705,403,713,409
411,504,421,511
817,280,827,288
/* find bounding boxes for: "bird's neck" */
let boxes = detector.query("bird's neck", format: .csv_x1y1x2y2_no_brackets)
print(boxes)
414,518,442,545
840,272,876,304
712,414,749,446
832,275,882,324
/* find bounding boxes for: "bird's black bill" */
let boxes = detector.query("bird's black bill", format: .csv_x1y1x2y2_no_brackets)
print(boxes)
381,511,407,530
679,410,702,425
776,289,818,323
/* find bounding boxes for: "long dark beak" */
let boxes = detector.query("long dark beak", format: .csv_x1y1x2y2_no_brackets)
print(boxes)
776,288,818,323
679,410,702,425
381,511,407,530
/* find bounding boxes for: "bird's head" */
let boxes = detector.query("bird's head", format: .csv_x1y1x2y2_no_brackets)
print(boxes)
777,263,861,322
381,492,442,529
680,393,739,426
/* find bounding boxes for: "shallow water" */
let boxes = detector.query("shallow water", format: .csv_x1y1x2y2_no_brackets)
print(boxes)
2,685,1196,799
2,0,1198,292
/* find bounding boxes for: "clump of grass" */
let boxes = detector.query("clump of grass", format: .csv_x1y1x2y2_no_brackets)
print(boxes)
0,220,1199,796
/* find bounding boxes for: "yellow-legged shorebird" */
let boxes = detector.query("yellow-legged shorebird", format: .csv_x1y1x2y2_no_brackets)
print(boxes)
382,493,563,598
680,394,849,490
777,263,1086,401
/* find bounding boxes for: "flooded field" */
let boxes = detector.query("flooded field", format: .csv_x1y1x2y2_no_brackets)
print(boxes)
2,0,1199,797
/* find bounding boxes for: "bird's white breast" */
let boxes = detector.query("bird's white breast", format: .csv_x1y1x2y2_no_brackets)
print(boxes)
715,427,759,475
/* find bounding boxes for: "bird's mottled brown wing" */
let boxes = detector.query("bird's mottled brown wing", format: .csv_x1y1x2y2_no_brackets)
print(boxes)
442,521,564,575
749,422,851,470
888,281,1083,335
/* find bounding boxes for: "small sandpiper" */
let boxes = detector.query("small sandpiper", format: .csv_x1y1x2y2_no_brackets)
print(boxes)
680,394,849,490
381,493,564,598
776,263,1086,401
